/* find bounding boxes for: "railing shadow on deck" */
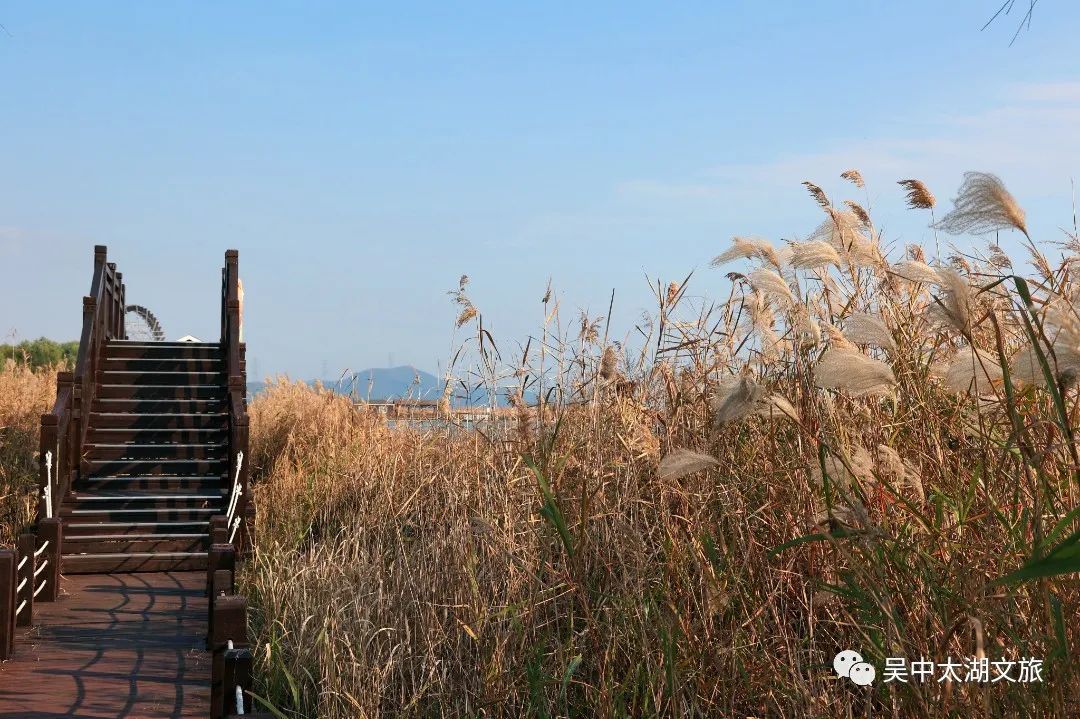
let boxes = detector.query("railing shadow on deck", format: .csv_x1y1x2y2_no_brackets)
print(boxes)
0,572,209,719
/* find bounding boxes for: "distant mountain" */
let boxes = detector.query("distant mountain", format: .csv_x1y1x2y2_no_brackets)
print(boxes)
248,366,442,401
247,365,522,406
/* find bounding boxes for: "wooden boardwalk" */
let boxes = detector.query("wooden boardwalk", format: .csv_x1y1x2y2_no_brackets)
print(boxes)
0,572,210,718
1,248,260,718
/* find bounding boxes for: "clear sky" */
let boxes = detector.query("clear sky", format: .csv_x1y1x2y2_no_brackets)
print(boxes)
2,2,1079,380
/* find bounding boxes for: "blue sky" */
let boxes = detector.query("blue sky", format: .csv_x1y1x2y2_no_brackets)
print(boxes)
2,2,1079,379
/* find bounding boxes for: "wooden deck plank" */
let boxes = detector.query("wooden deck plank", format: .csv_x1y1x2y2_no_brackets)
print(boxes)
0,572,210,718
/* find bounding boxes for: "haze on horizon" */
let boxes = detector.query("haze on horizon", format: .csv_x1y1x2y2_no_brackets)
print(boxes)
2,2,1078,380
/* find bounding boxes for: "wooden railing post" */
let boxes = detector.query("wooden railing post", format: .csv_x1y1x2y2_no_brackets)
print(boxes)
56,372,74,498
106,263,116,340
0,549,15,660
75,295,97,473
93,245,107,276
210,248,264,717
210,515,228,545
92,246,107,346
15,534,34,627
38,519,62,602
210,595,248,719
206,543,236,617
38,415,58,525
117,271,126,338
210,570,235,604
222,645,255,717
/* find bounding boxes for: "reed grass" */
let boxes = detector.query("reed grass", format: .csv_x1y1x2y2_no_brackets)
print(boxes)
0,358,55,542
0,171,1077,717
243,173,1080,717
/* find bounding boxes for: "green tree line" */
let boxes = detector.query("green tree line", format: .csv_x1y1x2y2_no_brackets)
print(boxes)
0,338,79,369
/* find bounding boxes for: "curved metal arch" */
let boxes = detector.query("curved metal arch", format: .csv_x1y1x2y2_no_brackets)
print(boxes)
124,304,166,342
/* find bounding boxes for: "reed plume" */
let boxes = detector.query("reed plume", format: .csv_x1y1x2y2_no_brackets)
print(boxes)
842,313,896,352
789,240,842,270
898,179,936,209
841,169,865,188
456,305,477,327
659,448,718,480
1011,299,1080,387
892,259,940,284
748,268,794,306
928,268,974,334
599,344,618,381
843,200,872,228
710,376,798,425
944,347,1003,395
814,347,896,395
711,236,780,267
933,171,1028,238
802,181,831,209
875,444,925,501
810,209,878,267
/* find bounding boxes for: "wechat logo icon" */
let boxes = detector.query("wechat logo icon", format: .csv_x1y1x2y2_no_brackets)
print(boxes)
834,650,876,686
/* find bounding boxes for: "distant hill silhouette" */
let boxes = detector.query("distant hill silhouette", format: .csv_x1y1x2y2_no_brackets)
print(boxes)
248,365,441,401
247,365,525,406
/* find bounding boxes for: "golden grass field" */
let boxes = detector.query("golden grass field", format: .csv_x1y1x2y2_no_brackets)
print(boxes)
3,171,1079,717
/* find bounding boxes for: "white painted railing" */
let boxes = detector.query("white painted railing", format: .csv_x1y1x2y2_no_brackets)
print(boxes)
225,451,244,523
43,451,53,519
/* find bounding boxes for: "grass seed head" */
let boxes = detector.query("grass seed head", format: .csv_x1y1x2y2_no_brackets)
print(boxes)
933,171,1028,238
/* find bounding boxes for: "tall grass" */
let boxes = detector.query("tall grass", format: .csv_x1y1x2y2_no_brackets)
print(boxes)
0,359,54,542
0,171,1075,716
245,172,1080,717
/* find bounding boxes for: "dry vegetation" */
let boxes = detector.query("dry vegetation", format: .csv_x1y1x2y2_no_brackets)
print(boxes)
1,171,1078,717
244,172,1080,717
0,359,55,542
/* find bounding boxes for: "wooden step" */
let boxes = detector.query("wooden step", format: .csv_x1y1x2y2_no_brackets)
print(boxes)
93,398,228,414
101,370,225,386
98,384,225,400
85,443,226,461
63,520,211,537
90,411,228,428
88,427,228,444
78,475,226,491
85,458,227,476
61,507,222,522
106,342,222,360
103,357,225,372
64,534,208,554
110,340,222,348
69,492,225,508
62,552,208,573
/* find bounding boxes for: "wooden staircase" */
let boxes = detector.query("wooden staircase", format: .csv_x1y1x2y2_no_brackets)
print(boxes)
60,340,230,572
1,246,259,717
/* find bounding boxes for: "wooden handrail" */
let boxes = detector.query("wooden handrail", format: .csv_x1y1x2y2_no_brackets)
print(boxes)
220,250,252,555
37,246,125,533
3,246,127,647
211,250,263,717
